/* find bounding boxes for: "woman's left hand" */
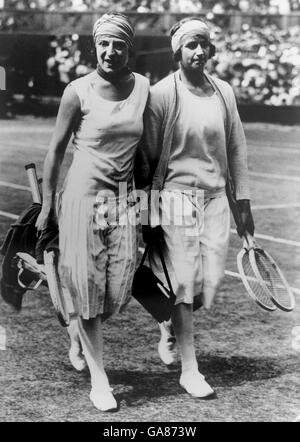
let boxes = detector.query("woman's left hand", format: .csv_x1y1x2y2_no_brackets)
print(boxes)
236,199,255,237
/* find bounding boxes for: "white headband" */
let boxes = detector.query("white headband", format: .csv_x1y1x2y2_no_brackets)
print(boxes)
171,20,210,54
93,14,134,48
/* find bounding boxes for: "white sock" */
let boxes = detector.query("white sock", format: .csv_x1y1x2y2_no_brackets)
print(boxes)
78,315,110,392
181,360,199,376
67,319,83,353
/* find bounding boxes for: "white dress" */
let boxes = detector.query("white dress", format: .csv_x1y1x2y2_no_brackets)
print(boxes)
58,72,149,319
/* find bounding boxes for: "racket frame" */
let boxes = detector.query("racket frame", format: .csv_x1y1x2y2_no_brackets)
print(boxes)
251,246,295,312
237,242,276,312
25,163,70,326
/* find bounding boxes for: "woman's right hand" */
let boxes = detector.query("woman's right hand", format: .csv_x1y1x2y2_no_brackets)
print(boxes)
35,208,56,233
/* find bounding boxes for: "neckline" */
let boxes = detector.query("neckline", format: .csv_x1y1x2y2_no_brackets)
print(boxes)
177,70,216,99
90,71,137,104
179,79,217,99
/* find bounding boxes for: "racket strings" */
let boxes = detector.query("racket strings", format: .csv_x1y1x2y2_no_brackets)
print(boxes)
241,252,275,309
255,251,292,310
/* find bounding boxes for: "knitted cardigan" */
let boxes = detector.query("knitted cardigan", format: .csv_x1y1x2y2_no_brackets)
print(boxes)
135,70,250,203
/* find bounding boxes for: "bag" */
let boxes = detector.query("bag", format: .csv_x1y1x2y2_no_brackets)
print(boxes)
132,243,175,323
0,202,42,310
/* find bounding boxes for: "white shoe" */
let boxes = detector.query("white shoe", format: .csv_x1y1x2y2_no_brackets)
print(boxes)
158,321,177,365
69,342,87,372
89,387,118,412
180,371,215,399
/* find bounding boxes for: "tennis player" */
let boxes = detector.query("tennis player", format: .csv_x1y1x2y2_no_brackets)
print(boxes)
135,17,254,398
36,13,149,411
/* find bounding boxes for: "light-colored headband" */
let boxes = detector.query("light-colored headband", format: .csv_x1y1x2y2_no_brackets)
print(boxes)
93,14,134,49
171,20,210,53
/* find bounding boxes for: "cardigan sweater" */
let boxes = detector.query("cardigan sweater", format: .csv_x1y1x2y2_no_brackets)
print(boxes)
135,70,250,202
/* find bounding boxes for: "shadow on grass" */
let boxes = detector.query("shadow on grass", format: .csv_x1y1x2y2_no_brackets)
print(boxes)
197,354,286,387
106,353,287,406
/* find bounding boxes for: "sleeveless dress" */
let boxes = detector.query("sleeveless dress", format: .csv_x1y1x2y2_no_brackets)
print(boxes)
58,72,149,319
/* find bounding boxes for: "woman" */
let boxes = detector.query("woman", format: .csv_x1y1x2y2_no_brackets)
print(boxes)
36,12,149,412
137,17,254,398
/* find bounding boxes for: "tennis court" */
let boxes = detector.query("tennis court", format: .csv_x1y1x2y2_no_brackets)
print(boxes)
0,116,300,422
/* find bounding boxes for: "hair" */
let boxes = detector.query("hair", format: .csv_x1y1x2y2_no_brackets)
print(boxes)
170,17,216,62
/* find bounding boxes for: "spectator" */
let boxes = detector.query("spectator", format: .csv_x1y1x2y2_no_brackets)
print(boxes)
137,0,152,12
44,21,300,105
4,2,300,105
2,0,300,12
208,22,300,105
238,0,250,12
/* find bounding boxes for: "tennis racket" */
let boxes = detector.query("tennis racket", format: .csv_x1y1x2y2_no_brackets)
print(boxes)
238,232,295,312
246,233,295,312
237,233,276,311
25,163,70,326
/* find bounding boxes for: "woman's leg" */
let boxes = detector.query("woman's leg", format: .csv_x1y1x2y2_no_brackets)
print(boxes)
150,191,204,365
171,302,215,398
77,314,117,411
171,303,197,374
157,297,203,366
67,318,87,372
158,319,176,365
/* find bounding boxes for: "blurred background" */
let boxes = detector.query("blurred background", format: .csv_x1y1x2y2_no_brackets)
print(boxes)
0,0,300,122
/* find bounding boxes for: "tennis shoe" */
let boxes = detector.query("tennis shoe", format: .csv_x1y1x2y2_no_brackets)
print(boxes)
158,321,177,365
180,371,215,399
89,387,118,412
69,342,87,372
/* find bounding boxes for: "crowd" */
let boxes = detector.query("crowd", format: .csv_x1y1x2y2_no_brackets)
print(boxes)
2,0,300,13
46,34,94,94
1,0,300,106
209,23,300,105
44,22,300,106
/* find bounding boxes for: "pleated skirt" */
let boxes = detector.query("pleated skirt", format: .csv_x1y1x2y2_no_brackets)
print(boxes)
57,189,138,320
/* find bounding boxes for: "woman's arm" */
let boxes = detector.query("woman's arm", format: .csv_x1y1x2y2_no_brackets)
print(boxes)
36,84,80,231
226,86,250,201
134,86,165,191
226,85,254,236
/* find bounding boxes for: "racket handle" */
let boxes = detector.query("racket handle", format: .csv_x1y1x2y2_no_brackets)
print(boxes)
243,231,255,250
25,163,42,204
